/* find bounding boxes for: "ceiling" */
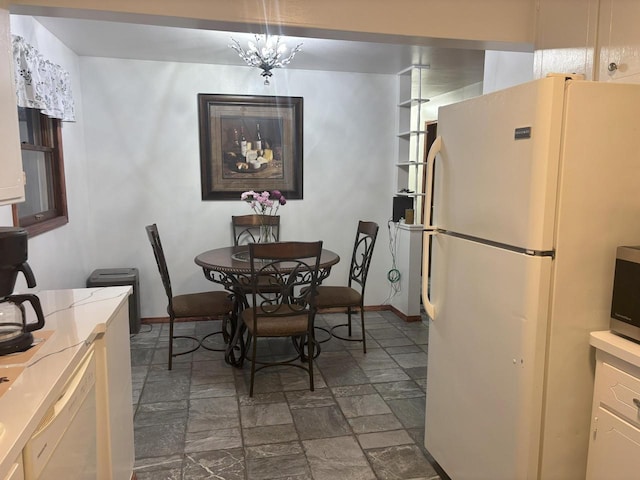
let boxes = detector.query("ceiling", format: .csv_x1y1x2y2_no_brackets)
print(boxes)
31,15,487,99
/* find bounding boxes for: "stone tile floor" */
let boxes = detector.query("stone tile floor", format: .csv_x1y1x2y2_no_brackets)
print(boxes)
129,310,444,479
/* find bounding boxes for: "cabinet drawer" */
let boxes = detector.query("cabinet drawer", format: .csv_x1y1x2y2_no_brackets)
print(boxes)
598,362,640,426
586,407,640,480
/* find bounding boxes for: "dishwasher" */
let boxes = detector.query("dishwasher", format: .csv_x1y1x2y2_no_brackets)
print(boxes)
22,347,97,479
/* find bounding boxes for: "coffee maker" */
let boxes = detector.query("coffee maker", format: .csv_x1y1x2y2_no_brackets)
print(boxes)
0,227,45,355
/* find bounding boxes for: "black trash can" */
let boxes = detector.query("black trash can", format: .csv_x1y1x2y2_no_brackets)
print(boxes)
87,268,141,334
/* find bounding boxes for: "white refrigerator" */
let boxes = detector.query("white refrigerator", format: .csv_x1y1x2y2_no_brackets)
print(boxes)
421,75,640,480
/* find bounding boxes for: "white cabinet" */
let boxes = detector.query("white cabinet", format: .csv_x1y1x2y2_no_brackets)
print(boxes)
597,0,640,83
0,7,24,205
0,288,134,480
534,0,640,83
587,331,640,479
588,407,640,480
388,222,423,321
2,456,23,480
95,300,134,480
22,348,97,479
396,65,430,221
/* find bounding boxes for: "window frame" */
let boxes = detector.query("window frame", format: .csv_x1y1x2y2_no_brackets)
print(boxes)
12,108,68,237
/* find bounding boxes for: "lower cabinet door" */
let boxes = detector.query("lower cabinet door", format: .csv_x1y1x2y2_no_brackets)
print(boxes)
586,406,640,480
3,455,24,480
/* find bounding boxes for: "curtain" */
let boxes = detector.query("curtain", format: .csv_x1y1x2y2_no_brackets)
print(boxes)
11,35,75,122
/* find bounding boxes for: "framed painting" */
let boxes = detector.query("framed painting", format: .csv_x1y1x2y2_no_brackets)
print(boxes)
198,94,303,200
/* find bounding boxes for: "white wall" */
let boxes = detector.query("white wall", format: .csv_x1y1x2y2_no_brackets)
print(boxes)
421,82,483,123
3,15,461,320
419,50,534,124
10,15,532,320
79,57,397,317
482,50,534,94
3,16,93,291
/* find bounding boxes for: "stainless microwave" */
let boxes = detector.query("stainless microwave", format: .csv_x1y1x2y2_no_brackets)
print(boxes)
610,245,640,343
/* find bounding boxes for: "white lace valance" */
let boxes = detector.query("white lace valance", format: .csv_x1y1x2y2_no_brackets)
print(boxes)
11,35,75,122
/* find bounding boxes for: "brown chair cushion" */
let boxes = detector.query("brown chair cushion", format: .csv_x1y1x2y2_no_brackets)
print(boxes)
241,305,310,337
315,286,361,308
172,291,232,318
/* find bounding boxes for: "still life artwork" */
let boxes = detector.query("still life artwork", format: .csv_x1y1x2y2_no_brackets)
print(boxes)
222,117,283,175
198,94,303,200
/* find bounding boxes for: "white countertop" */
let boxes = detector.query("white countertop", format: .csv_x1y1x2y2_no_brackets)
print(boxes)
0,286,131,478
590,330,640,368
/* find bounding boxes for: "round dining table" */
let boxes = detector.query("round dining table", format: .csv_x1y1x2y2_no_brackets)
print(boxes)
194,246,340,366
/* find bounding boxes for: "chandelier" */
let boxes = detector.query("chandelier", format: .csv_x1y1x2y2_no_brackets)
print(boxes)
230,34,302,85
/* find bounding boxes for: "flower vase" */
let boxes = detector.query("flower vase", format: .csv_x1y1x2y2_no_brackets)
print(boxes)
259,224,273,243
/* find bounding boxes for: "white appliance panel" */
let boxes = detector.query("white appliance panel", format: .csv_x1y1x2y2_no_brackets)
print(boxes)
424,77,640,480
23,349,97,480
538,80,640,479
433,76,565,251
425,233,552,479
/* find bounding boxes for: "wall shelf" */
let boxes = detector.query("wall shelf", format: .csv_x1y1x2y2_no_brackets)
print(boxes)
391,65,430,322
396,192,427,197
397,130,427,139
396,65,430,220
398,98,429,108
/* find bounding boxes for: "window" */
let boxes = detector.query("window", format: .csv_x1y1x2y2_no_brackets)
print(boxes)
13,107,68,236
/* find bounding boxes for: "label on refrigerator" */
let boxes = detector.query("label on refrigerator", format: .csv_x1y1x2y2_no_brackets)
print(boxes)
514,127,532,140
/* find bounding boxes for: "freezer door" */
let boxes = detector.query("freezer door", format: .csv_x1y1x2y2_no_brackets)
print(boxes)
433,76,566,251
424,233,552,479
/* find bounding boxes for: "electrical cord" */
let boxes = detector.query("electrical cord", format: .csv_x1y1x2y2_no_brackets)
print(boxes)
387,268,400,283
383,219,401,304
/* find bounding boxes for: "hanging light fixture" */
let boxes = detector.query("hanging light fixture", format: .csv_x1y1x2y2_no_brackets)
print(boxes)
229,34,302,85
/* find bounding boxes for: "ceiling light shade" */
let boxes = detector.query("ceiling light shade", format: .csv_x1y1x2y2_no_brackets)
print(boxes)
230,34,302,85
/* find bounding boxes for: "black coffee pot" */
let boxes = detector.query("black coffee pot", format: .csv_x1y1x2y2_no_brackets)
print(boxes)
0,227,45,354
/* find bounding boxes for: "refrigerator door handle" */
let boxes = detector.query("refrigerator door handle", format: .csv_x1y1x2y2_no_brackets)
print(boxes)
425,135,442,230
422,135,441,320
422,230,436,319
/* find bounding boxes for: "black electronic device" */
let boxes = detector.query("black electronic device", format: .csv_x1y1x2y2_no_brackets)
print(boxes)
392,196,414,223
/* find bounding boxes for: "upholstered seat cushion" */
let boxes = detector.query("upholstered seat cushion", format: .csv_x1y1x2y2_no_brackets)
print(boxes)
172,291,232,317
241,305,310,337
315,286,361,308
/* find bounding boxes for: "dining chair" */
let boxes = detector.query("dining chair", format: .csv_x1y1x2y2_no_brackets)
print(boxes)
232,214,282,305
316,221,379,353
232,214,280,245
146,224,233,370
241,240,323,396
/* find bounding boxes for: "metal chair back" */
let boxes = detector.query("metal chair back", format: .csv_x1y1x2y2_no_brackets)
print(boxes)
348,221,379,295
232,214,280,245
247,241,322,321
145,223,174,312
243,240,323,396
